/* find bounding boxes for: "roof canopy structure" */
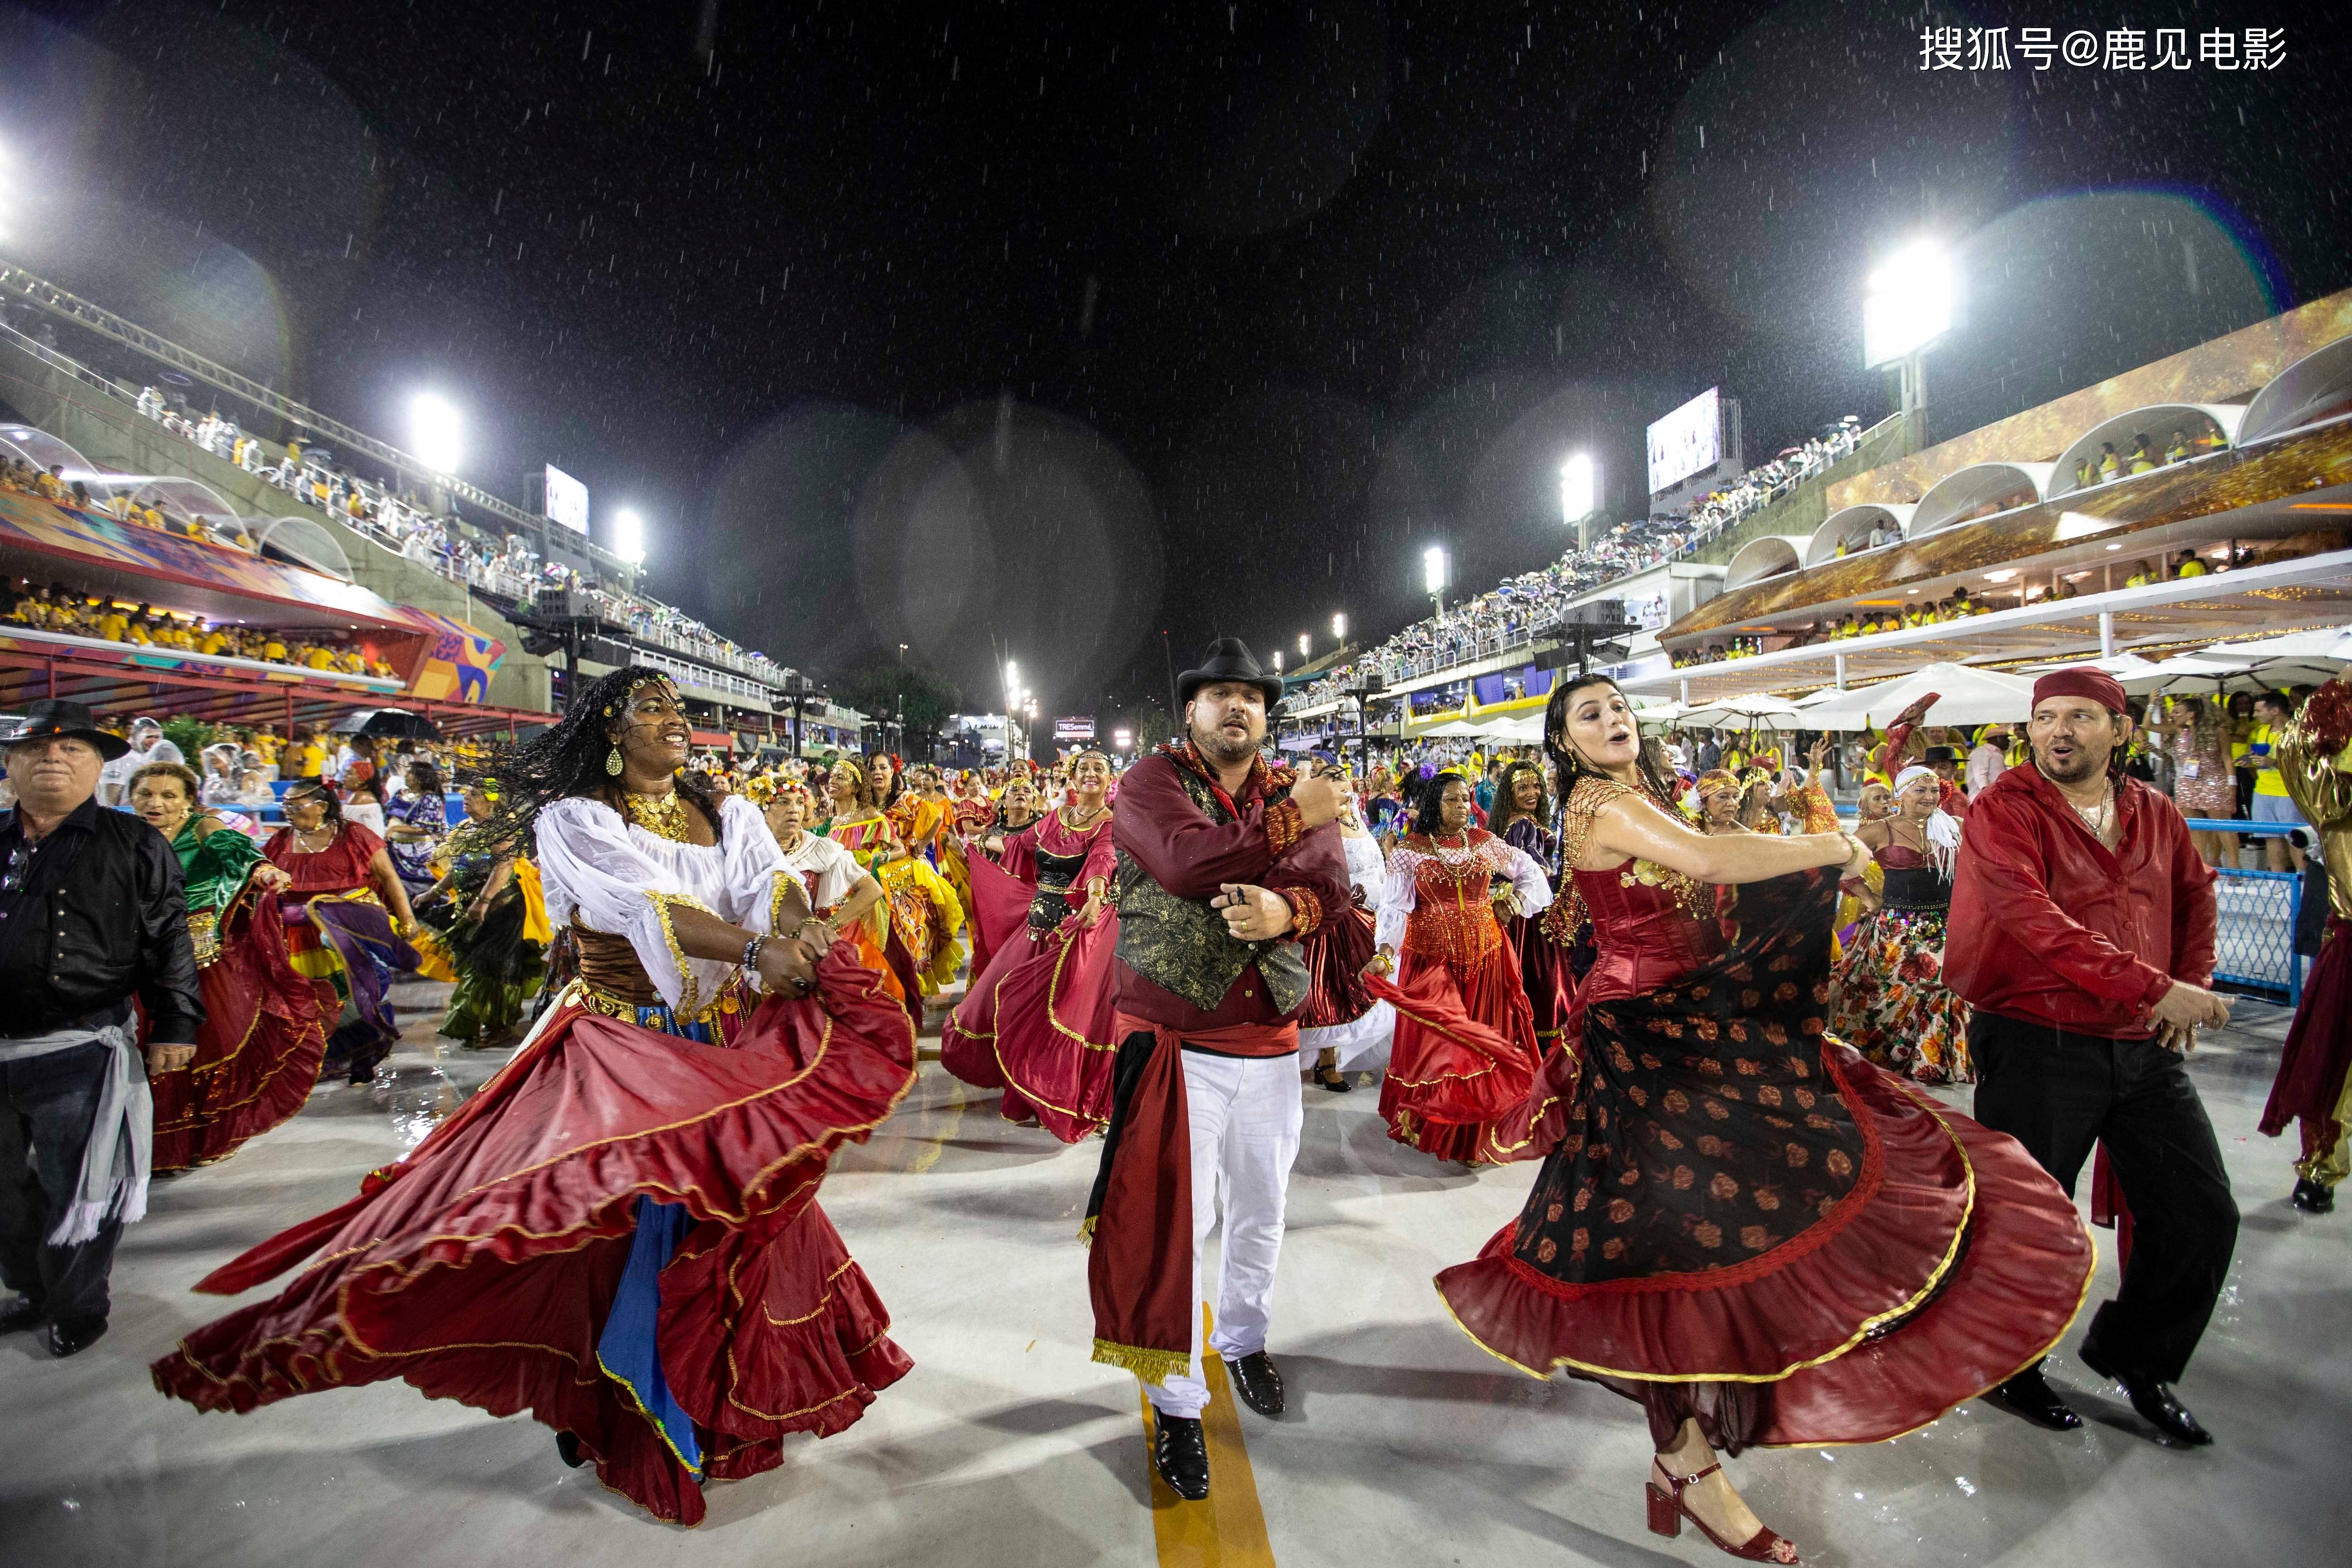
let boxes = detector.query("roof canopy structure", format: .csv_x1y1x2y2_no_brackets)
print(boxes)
1909,461,2056,540
1723,534,1813,591
2240,334,2352,445
2048,406,2244,499
1805,504,1916,567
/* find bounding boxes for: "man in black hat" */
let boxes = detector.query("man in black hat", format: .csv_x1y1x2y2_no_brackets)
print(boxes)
1082,639,1351,1501
0,700,202,1357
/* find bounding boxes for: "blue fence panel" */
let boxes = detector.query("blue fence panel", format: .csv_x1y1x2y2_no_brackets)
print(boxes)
2211,866,2302,1004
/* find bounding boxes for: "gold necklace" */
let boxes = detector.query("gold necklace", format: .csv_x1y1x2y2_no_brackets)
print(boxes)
624,788,691,843
1061,801,1107,830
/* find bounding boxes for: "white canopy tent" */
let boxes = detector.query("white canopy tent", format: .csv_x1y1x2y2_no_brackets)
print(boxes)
1797,662,2036,732
1677,692,1812,730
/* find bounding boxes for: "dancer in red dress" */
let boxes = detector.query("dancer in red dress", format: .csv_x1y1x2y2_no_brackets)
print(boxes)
1439,673,2095,1564
941,751,1120,1137
153,669,916,1527
126,763,327,1171
263,780,418,1084
1370,770,1552,1162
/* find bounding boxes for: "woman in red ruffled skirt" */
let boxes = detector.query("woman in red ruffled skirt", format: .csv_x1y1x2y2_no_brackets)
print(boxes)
1440,675,2094,1564
152,669,916,1527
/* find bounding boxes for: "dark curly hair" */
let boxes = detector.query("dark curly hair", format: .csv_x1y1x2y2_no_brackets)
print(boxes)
1408,769,1475,837
461,666,724,852
1488,758,1551,837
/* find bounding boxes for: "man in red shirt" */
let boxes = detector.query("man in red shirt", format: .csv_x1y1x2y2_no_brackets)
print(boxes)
1083,638,1350,1502
1945,666,2236,1446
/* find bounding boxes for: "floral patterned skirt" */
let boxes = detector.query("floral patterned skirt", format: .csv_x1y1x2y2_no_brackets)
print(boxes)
1829,906,1972,1083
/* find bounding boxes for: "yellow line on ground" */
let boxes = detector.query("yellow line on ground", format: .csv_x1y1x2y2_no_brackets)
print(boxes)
1138,1310,1277,1568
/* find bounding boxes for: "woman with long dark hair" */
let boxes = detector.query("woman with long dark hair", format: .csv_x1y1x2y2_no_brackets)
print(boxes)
156,667,918,1527
1366,769,1553,1161
1488,758,1575,1054
265,777,418,1083
1435,672,2093,1564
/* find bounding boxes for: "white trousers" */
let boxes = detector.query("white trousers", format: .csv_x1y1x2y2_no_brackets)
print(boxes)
1143,1049,1305,1419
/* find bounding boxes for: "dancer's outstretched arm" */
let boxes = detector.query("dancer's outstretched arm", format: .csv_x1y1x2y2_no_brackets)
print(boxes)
1585,791,1867,887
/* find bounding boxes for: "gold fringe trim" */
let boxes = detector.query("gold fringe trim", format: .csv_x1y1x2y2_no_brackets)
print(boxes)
1092,1338,1192,1387
1075,1214,1098,1247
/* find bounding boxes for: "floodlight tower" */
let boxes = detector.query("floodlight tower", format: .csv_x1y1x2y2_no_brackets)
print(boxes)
1862,239,1957,451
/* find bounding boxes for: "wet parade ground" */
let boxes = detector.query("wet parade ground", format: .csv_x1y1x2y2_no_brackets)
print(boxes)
1,975,2344,1568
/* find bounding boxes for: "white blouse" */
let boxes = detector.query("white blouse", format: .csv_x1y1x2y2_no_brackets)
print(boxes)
1339,828,1386,900
1373,834,1553,953
779,830,866,911
535,794,795,1016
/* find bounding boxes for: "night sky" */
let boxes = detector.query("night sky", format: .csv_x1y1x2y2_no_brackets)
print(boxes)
6,0,2351,722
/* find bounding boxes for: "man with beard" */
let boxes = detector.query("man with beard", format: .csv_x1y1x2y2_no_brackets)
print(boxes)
1945,666,2235,1446
1083,638,1350,1501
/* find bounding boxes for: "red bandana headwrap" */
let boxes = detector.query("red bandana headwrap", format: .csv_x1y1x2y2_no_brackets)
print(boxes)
2031,666,2127,715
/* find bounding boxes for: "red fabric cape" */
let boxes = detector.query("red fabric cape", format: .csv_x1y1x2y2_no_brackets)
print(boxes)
1082,1027,1196,1386
2261,917,2352,1137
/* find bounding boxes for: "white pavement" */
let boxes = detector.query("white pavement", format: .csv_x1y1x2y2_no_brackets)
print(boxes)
0,980,2343,1568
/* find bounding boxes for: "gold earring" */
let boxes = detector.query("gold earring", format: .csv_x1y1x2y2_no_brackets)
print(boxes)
605,745,624,776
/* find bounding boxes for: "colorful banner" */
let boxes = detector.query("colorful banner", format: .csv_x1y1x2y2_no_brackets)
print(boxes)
0,492,506,702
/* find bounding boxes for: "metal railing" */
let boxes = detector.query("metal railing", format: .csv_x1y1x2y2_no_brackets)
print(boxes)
0,303,792,686
0,263,575,544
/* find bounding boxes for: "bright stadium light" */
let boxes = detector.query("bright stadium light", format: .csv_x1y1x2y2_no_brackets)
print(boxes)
1331,612,1347,642
1298,632,1312,658
1272,650,1284,673
409,393,463,475
1423,545,1449,596
613,508,647,565
1862,239,1956,371
1559,452,1597,523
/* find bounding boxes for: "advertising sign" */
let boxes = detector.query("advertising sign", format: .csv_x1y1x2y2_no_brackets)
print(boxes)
1645,387,1722,495
543,464,590,534
1053,715,1095,742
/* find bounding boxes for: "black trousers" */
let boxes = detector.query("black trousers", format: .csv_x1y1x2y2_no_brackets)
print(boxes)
0,1042,125,1330
1969,1012,2238,1385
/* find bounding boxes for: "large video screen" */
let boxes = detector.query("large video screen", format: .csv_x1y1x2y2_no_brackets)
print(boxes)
543,463,589,534
1645,387,1722,495
1054,716,1095,742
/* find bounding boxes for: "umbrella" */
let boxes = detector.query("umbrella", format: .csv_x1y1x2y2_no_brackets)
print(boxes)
2182,624,2352,691
2199,624,2352,665
330,707,444,741
1677,692,1812,730
1798,662,2036,732
2121,654,2283,697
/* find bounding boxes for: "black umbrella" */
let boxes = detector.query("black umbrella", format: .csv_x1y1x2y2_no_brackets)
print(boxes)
330,708,443,741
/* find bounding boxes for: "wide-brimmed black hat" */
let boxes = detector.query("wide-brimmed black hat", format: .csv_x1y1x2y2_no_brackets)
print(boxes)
1177,638,1284,710
1,699,131,760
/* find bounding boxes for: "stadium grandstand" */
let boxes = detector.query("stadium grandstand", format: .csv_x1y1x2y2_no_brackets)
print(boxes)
1278,289,2352,755
0,262,867,762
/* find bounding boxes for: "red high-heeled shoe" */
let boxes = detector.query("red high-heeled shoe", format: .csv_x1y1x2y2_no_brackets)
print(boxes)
1646,1459,1800,1564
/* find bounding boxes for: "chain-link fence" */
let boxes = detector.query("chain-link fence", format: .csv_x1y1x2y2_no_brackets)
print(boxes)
2211,866,2303,1004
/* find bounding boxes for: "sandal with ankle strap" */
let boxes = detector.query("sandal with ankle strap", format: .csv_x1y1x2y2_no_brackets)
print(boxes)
1646,1458,1800,1564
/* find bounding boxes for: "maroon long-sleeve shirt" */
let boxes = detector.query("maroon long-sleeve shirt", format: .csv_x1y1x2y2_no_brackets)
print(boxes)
1944,763,2217,1039
1112,750,1351,1036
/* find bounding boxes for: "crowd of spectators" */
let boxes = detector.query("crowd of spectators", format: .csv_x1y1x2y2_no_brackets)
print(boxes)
3,575,399,678
1294,417,1867,708
113,385,782,680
